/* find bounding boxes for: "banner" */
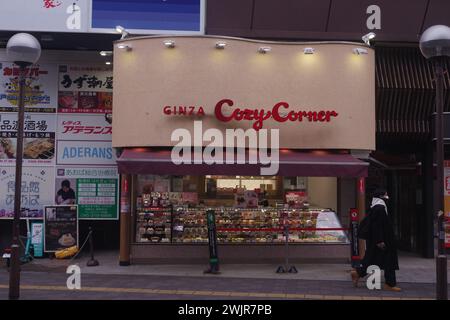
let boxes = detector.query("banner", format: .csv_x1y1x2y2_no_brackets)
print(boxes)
444,162,450,248
0,166,55,219
31,221,44,257
44,205,78,252
0,63,58,113
56,140,115,165
0,113,56,165
57,114,112,140
58,65,113,114
56,167,118,219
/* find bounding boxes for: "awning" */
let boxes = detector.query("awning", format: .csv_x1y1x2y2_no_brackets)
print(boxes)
116,148,368,177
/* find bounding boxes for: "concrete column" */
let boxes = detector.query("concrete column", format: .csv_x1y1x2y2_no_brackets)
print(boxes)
356,177,366,258
119,174,132,266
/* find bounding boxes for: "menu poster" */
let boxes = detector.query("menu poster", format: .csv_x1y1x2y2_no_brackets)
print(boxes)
58,65,113,114
0,113,56,165
182,192,198,205
44,205,78,252
244,190,258,208
0,63,58,113
285,190,308,208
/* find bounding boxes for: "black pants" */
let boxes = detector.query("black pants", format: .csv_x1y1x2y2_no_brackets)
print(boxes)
356,265,397,287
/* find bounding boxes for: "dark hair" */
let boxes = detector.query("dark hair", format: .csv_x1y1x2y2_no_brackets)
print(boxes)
61,180,71,188
372,187,387,198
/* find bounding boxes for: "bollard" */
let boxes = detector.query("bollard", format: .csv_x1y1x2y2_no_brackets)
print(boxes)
86,227,99,267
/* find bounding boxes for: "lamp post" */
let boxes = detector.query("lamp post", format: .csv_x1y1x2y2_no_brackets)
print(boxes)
6,33,41,300
420,25,450,301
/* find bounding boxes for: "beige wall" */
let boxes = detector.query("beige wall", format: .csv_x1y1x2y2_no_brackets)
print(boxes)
308,177,337,211
112,36,375,150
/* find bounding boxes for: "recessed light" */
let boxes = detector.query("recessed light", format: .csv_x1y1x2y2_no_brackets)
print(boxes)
215,41,227,49
164,40,175,48
353,48,368,55
258,46,271,54
303,47,315,54
100,51,112,56
105,61,112,65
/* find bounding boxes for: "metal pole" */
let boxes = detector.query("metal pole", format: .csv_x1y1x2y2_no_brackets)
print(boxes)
434,56,448,301
9,65,26,300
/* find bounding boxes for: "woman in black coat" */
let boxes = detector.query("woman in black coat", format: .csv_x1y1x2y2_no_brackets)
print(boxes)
351,188,401,291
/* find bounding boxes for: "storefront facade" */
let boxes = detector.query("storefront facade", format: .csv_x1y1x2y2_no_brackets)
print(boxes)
112,36,375,264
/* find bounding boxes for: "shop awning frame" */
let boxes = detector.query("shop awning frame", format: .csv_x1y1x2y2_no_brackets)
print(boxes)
116,148,368,177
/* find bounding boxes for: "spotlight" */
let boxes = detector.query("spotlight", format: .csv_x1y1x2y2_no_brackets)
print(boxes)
215,41,227,49
362,32,376,45
303,47,315,54
115,25,129,39
164,40,175,48
258,46,271,54
105,61,112,65
353,48,369,55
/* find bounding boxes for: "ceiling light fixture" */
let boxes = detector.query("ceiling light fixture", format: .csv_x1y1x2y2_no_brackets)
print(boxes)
99,50,113,56
303,47,315,54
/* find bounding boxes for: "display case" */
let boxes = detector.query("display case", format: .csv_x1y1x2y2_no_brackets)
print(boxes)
135,193,172,243
135,206,349,244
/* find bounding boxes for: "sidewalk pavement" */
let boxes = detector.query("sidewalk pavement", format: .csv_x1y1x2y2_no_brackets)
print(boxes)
0,250,448,300
17,250,450,284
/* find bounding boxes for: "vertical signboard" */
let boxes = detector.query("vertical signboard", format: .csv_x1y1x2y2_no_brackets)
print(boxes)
444,162,450,248
31,221,44,257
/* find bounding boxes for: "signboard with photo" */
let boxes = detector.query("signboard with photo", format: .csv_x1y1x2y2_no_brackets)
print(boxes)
0,63,58,113
0,113,56,165
56,167,118,219
0,166,55,219
44,205,78,252
58,65,113,114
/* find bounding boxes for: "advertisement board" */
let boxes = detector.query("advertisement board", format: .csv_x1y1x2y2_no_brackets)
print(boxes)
44,205,78,252
57,114,112,140
0,63,58,113
0,113,56,166
56,167,118,219
0,166,55,219
56,140,116,165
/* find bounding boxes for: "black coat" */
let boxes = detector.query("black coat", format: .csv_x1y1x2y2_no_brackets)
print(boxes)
361,204,399,270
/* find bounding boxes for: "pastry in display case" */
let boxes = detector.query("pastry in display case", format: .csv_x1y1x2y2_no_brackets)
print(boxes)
135,205,348,244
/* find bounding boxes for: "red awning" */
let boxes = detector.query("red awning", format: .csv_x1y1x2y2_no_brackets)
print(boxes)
116,148,368,177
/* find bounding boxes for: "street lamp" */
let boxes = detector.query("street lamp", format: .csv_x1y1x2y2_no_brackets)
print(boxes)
6,33,41,300
419,24,450,301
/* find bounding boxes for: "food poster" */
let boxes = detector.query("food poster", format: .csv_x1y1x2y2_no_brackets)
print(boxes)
58,65,113,114
0,63,58,113
285,190,308,208
56,167,119,220
0,113,56,165
44,205,78,252
0,166,55,219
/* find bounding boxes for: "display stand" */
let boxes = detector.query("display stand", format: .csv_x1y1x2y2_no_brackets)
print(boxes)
276,221,297,274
